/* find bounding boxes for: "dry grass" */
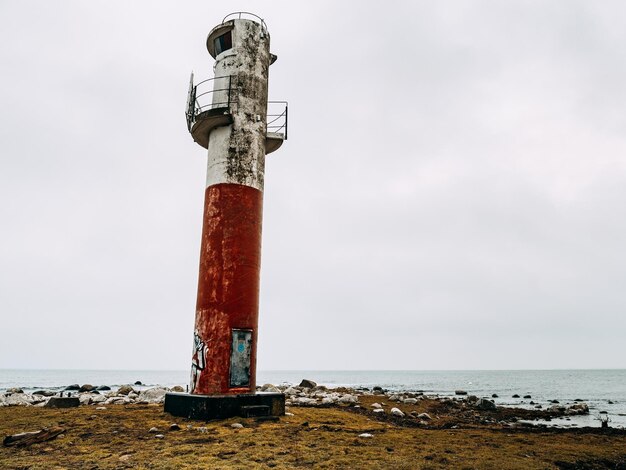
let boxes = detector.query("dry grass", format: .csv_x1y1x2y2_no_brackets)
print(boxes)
1,401,625,469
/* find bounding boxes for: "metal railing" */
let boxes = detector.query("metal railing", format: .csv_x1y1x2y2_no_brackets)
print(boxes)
186,73,288,140
186,73,233,131
267,101,288,140
222,12,268,33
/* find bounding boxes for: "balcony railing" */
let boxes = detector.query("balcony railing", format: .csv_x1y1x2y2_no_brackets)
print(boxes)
186,73,288,141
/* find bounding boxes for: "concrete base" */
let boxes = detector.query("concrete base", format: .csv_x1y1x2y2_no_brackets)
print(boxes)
164,392,285,420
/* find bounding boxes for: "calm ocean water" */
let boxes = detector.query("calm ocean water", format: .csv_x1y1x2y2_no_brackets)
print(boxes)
1,369,624,428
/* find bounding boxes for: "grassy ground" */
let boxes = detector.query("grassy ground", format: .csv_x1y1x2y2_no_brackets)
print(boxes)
1,399,625,469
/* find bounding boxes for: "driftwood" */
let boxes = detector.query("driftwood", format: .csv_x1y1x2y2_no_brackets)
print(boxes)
3,426,65,447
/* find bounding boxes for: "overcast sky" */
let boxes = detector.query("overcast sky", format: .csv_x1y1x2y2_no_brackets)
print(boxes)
1,1,625,371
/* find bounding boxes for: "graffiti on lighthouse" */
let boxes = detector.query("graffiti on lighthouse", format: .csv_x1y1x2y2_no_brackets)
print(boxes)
190,329,208,393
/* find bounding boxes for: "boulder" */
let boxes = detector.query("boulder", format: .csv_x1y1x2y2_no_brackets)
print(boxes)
6,387,24,394
417,413,432,420
65,384,80,391
390,407,405,417
33,390,55,397
117,385,135,396
371,403,383,409
523,395,532,399
5,393,33,406
403,398,418,405
260,384,280,393
372,386,384,393
80,384,95,392
373,408,385,414
475,398,496,411
134,381,143,386
455,390,468,396
298,379,317,388
512,394,520,398
283,387,299,396
338,394,358,405
137,387,167,404
492,394,499,398
467,395,479,404
45,396,80,408
96,385,111,391
171,385,185,393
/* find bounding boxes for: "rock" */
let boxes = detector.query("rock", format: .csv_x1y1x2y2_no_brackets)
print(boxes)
170,385,185,392
95,406,107,410
79,384,95,392
45,397,80,408
512,394,520,398
371,403,382,409
169,424,181,431
96,385,111,391
358,433,373,438
372,386,384,393
338,394,358,405
6,387,24,394
417,413,432,420
117,385,135,396
551,400,560,404
566,403,589,415
231,423,244,429
260,384,280,393
5,394,33,406
32,390,54,397
390,407,405,417
119,454,132,462
523,395,532,399
149,427,160,433
298,379,317,388
492,394,499,398
292,397,317,406
90,394,106,403
455,390,468,396
283,387,298,396
373,408,385,414
320,397,335,405
475,398,496,411
155,434,164,439
65,384,80,391
134,381,143,386
467,395,479,404
285,412,294,417
403,398,418,405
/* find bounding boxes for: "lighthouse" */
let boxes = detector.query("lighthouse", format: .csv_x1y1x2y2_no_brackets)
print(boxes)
165,12,287,420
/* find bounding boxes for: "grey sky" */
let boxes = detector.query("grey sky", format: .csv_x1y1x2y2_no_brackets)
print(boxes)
1,1,625,371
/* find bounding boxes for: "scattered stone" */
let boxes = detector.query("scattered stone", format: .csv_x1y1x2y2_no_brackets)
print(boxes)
492,394,498,398
119,454,132,462
512,394,520,398
390,407,405,417
169,424,181,431
285,412,294,417
45,397,79,408
6,388,24,394
134,381,143,386
65,384,80,391
96,385,111,391
137,387,167,404
403,398,418,405
371,403,382,409
475,399,496,411
95,406,107,410
467,395,479,404
32,390,54,397
149,427,160,433
79,384,95,392
455,390,468,396
260,384,280,393
299,379,317,388
551,400,560,404
373,408,385,414
417,413,432,420
117,385,135,396
358,433,373,438
231,423,244,429
372,386,384,393
523,395,532,399
339,394,358,405
170,385,185,392
155,434,164,439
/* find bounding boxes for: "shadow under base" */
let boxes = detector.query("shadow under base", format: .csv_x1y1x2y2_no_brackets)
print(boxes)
163,391,285,420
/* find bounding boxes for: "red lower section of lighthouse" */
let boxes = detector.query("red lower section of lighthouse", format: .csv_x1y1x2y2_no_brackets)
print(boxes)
190,183,263,395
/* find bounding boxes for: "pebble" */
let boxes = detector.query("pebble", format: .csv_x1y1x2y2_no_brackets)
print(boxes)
285,412,294,416
149,427,160,433
95,406,107,410
231,423,244,429
155,434,164,439
169,423,181,431
358,433,373,438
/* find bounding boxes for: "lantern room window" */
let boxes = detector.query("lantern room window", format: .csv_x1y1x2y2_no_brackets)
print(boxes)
214,31,232,55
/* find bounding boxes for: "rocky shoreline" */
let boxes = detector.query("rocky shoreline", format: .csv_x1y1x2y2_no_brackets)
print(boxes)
0,379,597,430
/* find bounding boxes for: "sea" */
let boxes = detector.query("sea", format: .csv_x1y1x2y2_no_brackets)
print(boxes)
1,369,624,429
